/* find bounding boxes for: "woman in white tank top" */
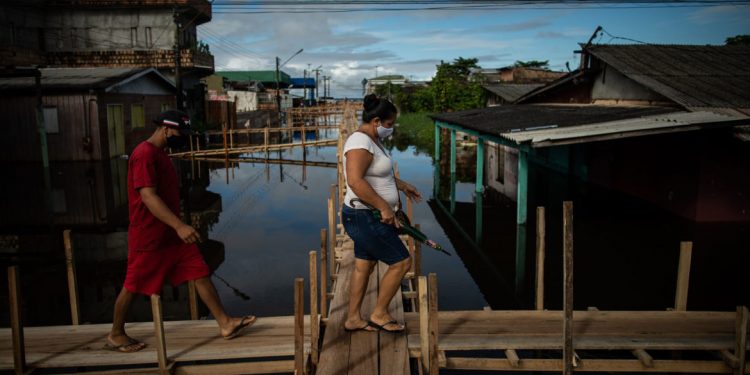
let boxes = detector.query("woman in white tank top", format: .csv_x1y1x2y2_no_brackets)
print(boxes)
341,94,422,334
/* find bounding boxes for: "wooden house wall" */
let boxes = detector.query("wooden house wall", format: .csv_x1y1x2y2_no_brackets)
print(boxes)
0,94,101,162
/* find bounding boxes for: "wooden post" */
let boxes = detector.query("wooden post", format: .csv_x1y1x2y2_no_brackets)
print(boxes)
222,122,228,160
632,349,654,368
320,229,328,320
151,294,170,375
562,201,574,375
328,184,337,275
414,224,423,313
675,241,692,311
294,278,304,375
418,276,429,375
735,306,748,375
264,126,270,161
535,207,545,311
63,230,81,325
8,266,26,375
188,280,198,320
428,273,439,375
309,251,319,366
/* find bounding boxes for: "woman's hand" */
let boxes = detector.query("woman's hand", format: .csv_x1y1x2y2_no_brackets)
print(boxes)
399,181,422,203
379,206,402,228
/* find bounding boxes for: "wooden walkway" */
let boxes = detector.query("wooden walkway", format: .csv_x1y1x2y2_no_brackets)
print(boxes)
0,317,309,374
316,237,411,375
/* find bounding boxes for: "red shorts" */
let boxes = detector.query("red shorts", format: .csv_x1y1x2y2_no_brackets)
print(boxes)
123,243,210,296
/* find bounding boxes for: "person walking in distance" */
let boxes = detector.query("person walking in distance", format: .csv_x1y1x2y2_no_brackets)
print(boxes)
106,110,256,352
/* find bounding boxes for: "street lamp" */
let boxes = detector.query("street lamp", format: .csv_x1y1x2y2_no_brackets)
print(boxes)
276,48,303,121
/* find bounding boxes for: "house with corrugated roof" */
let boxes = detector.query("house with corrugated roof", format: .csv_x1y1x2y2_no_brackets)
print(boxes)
474,66,566,106
431,43,750,264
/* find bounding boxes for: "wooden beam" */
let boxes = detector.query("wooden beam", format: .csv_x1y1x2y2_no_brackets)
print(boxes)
505,349,520,368
309,251,319,367
294,278,304,375
150,295,170,375
675,241,693,311
418,275,429,375
736,306,748,375
176,360,295,374
535,207,545,311
319,229,328,320
8,266,27,375
428,273,439,375
632,349,654,368
63,230,81,325
563,201,574,375
443,358,734,372
328,184,336,277
720,349,739,369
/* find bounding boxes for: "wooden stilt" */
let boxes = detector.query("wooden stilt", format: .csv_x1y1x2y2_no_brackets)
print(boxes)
309,251,319,366
675,241,693,311
328,184,336,274
320,229,328,320
418,275,429,375
535,207,545,311
150,294,171,375
294,278,304,375
188,280,198,320
735,306,748,375
428,273,439,375
63,230,81,325
632,349,654,368
505,349,520,368
8,266,27,375
562,201,574,375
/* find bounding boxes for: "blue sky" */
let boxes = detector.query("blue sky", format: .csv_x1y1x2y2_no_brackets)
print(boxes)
199,2,750,98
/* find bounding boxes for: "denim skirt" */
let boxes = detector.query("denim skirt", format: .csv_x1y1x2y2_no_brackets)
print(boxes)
341,204,410,265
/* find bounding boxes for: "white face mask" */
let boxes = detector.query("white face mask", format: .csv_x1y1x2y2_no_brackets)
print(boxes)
377,122,394,139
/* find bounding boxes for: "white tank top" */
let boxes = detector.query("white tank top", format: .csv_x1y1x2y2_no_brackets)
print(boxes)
342,132,399,210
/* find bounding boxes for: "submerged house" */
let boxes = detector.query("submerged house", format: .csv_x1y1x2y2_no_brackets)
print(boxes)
431,44,750,290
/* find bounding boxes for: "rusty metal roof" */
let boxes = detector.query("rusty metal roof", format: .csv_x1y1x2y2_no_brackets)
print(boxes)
482,84,544,102
431,104,679,135
585,44,750,110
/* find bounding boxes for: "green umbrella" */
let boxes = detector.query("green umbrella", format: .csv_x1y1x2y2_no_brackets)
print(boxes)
350,199,451,256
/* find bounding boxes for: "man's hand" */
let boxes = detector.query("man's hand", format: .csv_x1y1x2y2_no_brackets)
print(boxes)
176,224,202,244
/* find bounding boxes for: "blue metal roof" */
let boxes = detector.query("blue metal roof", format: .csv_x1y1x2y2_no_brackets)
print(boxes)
290,77,316,87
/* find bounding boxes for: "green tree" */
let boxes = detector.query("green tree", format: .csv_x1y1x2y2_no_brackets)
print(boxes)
726,35,750,45
431,57,485,112
513,60,550,69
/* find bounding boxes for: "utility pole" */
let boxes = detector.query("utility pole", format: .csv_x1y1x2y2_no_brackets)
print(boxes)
275,56,281,121
314,68,320,103
173,7,183,110
303,69,307,105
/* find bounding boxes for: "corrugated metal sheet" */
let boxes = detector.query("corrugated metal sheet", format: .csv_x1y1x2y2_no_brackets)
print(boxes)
483,84,543,102
586,45,750,109
0,67,145,90
216,71,292,85
500,111,750,147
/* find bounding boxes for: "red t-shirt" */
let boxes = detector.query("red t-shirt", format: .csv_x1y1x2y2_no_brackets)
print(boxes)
127,141,183,251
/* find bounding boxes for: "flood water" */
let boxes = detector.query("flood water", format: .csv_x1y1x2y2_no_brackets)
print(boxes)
1,126,748,328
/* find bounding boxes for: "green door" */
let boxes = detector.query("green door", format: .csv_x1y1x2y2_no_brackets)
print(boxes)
107,104,125,157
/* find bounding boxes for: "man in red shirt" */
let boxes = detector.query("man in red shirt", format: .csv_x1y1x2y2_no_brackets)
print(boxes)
106,110,256,352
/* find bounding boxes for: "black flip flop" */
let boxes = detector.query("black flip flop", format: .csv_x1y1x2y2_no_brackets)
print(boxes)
367,319,405,333
344,322,376,332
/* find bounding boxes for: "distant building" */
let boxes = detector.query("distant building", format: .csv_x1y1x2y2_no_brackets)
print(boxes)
475,66,566,107
365,75,407,95
213,70,294,111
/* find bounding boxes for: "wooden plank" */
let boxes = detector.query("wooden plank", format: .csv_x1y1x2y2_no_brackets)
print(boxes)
309,251,319,367
428,273,439,375
418,276,429,374
294,278,304,374
347,261,379,375
379,261,410,375
444,358,734,373
562,201,574,375
720,349,739,369
150,295,170,375
535,207,545,311
316,251,353,375
8,266,26,375
736,306,748,375
505,349,520,368
675,242,693,311
63,230,81,325
176,360,295,374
